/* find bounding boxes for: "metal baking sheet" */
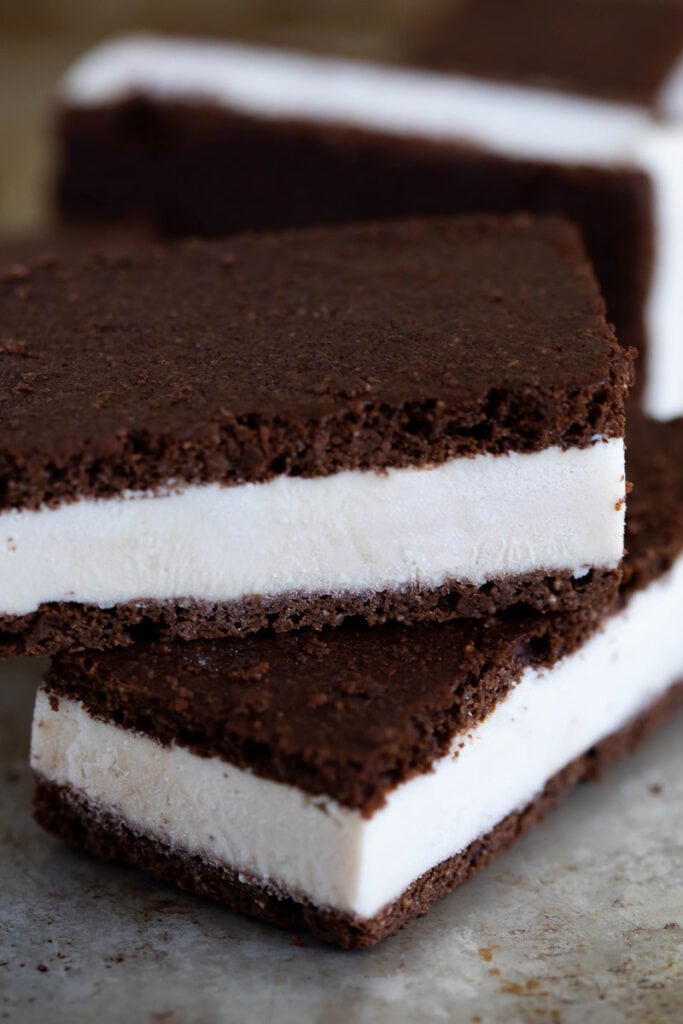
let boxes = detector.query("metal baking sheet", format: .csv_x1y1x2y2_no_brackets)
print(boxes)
1,657,682,1023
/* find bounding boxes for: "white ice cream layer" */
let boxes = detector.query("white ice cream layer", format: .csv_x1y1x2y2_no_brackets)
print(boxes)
31,550,683,920
60,35,683,420
60,36,652,162
0,442,624,617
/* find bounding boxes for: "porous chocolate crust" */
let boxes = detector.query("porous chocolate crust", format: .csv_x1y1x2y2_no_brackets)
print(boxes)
0,217,630,513
413,0,683,108
3,565,620,659
57,96,652,361
44,576,615,815
33,680,683,949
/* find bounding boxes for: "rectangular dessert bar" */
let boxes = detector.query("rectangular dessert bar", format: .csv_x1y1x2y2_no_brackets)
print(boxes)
55,19,683,418
0,216,629,656
31,414,683,948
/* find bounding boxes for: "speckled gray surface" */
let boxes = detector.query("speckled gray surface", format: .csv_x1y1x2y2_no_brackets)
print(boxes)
1,656,683,1024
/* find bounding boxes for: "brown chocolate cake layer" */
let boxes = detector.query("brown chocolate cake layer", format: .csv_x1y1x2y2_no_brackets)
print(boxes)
33,679,683,949
43,595,606,816
622,408,683,598
42,414,683,810
57,101,652,358
0,216,629,513
415,0,683,107
2,565,619,659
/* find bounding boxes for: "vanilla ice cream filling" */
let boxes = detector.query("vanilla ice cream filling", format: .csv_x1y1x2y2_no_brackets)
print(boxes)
60,36,653,161
31,549,683,920
61,35,683,419
0,441,624,617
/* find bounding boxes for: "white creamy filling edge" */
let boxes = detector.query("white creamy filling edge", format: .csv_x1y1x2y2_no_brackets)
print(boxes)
0,441,625,617
30,550,683,920
60,35,652,162
59,35,683,420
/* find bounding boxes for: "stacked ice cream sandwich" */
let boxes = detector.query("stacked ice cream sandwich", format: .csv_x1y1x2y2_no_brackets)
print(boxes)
9,1,683,948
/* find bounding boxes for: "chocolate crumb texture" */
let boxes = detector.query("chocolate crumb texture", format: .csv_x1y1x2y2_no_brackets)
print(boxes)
0,216,630,513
